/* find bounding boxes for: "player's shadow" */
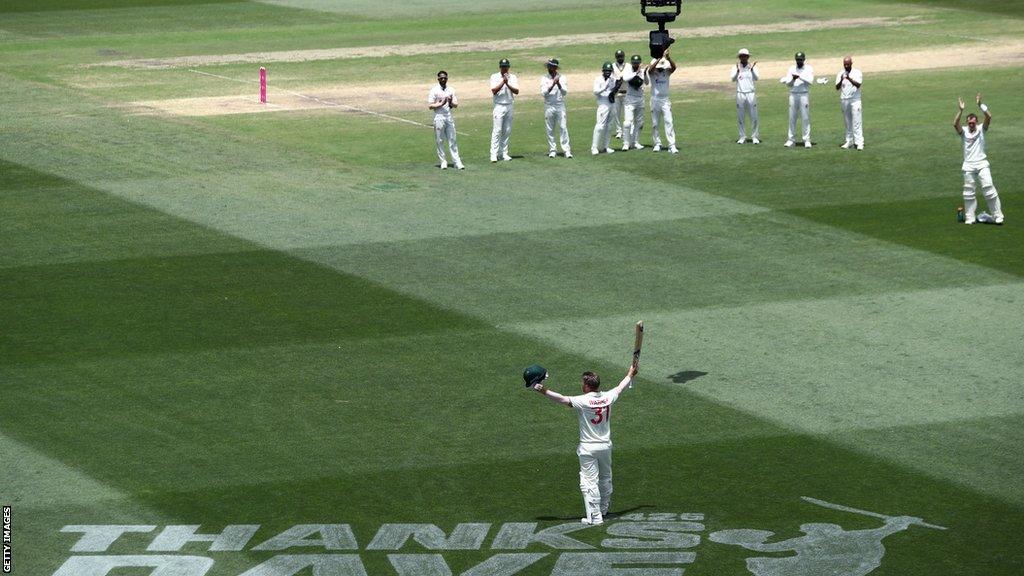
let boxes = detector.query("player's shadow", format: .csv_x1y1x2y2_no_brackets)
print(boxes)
536,504,654,522
668,370,707,384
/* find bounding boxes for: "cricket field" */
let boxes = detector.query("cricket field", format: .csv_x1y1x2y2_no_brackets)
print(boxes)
1,0,1023,574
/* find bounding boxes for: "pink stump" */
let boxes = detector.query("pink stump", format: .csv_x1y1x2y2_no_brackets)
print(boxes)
259,67,267,103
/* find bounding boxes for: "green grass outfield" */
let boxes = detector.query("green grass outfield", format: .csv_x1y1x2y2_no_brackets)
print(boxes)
2,1,1023,574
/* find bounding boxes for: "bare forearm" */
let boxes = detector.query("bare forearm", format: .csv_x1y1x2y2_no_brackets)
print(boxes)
534,384,571,406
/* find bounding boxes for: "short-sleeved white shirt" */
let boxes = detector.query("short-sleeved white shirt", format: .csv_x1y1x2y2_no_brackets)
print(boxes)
490,72,519,106
569,390,620,444
961,125,989,171
836,68,863,100
540,74,567,106
731,63,758,94
649,67,672,101
428,84,457,117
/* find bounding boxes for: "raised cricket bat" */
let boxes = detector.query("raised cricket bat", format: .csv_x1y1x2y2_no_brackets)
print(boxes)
630,321,644,388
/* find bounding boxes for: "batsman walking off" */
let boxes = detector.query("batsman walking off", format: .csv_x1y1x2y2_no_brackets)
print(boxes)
525,361,637,526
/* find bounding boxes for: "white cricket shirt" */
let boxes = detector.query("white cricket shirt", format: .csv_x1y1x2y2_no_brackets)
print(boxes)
428,84,457,117
622,66,647,104
593,75,615,103
649,67,672,101
540,74,568,106
570,390,620,444
961,125,989,171
836,68,863,100
784,65,814,94
731,63,759,94
490,72,519,106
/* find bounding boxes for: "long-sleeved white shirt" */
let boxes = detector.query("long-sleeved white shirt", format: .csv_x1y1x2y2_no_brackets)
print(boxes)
730,63,759,93
781,64,814,94
836,68,863,100
490,72,519,105
540,74,568,106
622,66,648,103
593,74,616,104
427,84,457,117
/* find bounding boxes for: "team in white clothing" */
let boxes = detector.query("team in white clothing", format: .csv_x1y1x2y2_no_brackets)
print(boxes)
425,50,1004,224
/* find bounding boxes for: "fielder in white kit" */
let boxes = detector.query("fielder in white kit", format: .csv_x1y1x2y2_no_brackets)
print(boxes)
527,361,637,526
540,58,572,158
592,61,620,155
621,54,648,151
647,49,678,154
612,50,627,139
835,56,864,150
427,70,464,169
954,93,1004,225
490,58,519,163
781,52,814,148
731,48,759,144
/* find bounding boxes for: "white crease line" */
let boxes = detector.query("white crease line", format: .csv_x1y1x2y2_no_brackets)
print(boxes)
188,69,469,135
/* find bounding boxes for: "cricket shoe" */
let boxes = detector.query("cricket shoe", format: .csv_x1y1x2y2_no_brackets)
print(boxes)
490,157,498,163
856,145,864,150
565,152,573,159
737,138,746,144
633,143,645,150
652,145,662,152
502,155,512,161
591,148,600,156
581,515,604,526
548,151,557,158
622,145,631,151
440,162,448,170
615,131,622,139
669,146,679,154
964,214,976,225
605,148,615,154
752,138,761,145
784,140,795,147
455,163,465,170
840,142,852,149
804,141,812,148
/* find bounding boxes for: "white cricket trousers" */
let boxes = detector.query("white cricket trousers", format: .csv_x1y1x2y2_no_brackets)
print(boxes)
433,115,462,166
544,104,571,154
788,92,811,143
736,92,759,140
490,103,514,160
592,102,613,152
651,98,675,148
841,98,863,146
963,166,1003,219
577,442,613,522
623,100,644,148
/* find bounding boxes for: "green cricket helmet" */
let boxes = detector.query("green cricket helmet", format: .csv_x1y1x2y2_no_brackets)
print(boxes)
499,58,510,68
523,364,547,387
602,61,613,72
631,55,642,64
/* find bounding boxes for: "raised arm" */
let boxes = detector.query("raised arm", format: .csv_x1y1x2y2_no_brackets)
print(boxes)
665,50,677,73
750,62,759,80
532,380,573,406
730,64,739,82
953,96,964,135
977,92,991,130
608,363,638,397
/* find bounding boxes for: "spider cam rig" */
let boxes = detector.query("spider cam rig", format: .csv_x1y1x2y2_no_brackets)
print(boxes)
640,0,681,59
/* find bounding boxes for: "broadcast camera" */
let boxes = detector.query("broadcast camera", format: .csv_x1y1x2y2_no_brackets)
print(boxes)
640,0,681,59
